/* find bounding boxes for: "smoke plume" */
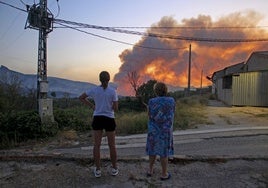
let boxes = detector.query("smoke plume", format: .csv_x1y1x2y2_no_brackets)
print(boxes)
114,10,268,96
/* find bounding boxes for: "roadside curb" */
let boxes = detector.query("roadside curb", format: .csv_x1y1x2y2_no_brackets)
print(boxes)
1,126,268,164
1,152,268,164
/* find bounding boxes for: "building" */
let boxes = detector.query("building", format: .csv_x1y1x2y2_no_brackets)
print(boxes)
211,51,268,107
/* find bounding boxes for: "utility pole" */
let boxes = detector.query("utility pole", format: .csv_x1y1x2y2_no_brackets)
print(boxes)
200,69,203,95
25,0,54,122
187,44,192,96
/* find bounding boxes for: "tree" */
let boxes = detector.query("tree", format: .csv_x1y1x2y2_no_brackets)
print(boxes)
136,80,157,105
0,73,23,112
51,91,56,98
23,88,37,110
63,92,71,108
127,71,141,97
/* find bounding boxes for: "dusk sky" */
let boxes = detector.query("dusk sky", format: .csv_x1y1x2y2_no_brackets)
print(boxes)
1,0,268,95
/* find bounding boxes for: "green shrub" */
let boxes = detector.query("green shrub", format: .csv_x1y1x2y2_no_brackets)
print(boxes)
0,111,40,142
0,111,58,148
116,112,148,135
41,117,59,137
174,99,209,130
119,97,146,112
54,107,91,131
0,94,212,148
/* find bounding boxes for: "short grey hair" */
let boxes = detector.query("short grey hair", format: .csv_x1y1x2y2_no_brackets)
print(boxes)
154,82,167,96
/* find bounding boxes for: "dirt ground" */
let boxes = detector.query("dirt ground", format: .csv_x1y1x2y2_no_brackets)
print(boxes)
201,100,268,129
1,100,268,188
1,159,268,188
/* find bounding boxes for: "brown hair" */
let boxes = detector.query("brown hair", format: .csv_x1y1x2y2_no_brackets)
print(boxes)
99,71,110,83
154,82,168,96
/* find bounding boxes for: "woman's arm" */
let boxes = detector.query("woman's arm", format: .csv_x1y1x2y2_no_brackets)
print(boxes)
112,101,118,112
79,93,94,109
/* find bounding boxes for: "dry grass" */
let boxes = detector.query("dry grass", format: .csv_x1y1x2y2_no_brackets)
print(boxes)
116,96,210,135
116,112,148,135
173,95,211,129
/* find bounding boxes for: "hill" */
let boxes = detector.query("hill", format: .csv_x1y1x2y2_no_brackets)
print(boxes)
0,65,97,98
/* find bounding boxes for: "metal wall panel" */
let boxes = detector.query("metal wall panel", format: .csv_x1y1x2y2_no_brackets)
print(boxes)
215,78,232,105
232,71,268,106
247,53,268,71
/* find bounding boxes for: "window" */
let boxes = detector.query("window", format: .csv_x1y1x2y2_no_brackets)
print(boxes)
222,75,232,89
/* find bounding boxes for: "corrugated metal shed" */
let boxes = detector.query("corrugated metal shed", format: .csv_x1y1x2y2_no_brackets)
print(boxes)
225,62,245,75
233,71,268,106
211,51,268,107
246,51,268,71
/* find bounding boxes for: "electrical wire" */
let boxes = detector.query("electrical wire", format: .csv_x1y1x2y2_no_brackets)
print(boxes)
54,19,268,43
53,25,268,30
56,23,187,51
48,0,60,18
96,26,268,30
0,1,27,12
54,0,60,18
19,0,27,6
1,1,268,43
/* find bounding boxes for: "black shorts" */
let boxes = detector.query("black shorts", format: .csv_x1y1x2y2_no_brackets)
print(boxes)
91,115,116,132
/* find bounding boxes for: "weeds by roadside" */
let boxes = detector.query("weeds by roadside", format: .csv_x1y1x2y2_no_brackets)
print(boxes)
174,96,210,130
0,95,210,149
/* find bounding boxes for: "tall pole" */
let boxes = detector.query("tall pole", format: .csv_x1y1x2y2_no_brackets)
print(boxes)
37,0,48,101
26,0,54,121
37,0,54,121
187,44,192,96
200,69,203,95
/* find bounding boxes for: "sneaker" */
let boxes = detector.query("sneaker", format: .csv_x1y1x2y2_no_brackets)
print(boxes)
111,167,119,176
94,167,101,178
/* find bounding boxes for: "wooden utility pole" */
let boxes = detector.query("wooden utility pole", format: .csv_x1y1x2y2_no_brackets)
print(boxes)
187,44,192,96
200,69,203,95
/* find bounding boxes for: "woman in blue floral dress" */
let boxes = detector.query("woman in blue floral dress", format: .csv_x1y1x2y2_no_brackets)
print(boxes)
146,82,175,180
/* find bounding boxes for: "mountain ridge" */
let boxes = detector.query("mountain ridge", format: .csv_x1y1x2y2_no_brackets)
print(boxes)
0,65,97,98
0,65,185,97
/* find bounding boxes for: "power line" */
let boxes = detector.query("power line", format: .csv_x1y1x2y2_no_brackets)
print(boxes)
54,0,60,18
0,1,27,12
95,26,268,30
53,25,268,30
56,23,187,51
19,0,27,6
1,1,268,43
54,19,268,43
2,1,268,30
1,1,173,51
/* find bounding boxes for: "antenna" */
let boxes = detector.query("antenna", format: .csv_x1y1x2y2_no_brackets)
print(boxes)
25,0,54,122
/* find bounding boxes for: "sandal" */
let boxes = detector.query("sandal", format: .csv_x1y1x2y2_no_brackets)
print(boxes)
160,172,171,181
146,170,153,177
146,172,152,177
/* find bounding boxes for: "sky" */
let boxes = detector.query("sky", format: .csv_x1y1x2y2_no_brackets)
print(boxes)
1,0,268,95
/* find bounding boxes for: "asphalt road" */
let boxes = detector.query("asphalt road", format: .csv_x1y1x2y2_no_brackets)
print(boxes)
109,131,268,159
1,128,268,187
175,134,268,157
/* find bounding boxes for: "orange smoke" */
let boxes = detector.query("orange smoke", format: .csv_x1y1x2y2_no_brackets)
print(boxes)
114,11,268,96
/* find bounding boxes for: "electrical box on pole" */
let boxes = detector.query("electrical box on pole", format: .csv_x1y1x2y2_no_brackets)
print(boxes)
25,0,54,122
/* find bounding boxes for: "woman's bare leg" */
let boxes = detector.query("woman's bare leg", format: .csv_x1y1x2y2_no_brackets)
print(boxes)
93,130,103,169
149,155,156,174
160,157,168,177
106,131,117,169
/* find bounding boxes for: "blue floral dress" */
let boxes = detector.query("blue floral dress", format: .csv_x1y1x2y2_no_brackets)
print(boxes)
146,96,175,157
